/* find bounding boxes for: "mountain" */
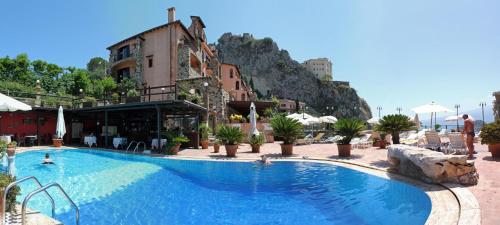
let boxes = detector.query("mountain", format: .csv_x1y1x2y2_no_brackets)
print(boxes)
216,33,372,119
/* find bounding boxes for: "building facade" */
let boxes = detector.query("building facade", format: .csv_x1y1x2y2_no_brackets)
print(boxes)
302,58,333,81
278,99,305,113
106,8,229,126
219,63,253,101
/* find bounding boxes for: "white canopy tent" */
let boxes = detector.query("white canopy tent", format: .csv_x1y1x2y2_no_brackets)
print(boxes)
319,116,337,124
411,101,450,129
367,117,380,124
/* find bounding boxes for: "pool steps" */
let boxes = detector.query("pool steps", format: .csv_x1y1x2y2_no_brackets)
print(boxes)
2,176,79,225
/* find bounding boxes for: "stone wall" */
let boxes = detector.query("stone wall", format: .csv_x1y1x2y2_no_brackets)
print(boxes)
175,77,229,123
388,145,479,185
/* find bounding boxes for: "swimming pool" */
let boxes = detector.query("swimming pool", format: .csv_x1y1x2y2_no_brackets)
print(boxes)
14,149,431,225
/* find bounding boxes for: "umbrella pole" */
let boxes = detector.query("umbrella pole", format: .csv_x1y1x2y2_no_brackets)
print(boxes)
430,112,433,130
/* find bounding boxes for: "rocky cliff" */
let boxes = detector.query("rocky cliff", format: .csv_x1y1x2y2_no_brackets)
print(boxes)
216,33,371,119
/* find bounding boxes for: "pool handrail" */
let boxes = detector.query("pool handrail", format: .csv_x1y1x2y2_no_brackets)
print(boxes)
2,176,55,225
134,141,146,153
126,141,137,152
21,182,79,225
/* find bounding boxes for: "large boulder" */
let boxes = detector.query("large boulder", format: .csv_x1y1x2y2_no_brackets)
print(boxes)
387,145,479,185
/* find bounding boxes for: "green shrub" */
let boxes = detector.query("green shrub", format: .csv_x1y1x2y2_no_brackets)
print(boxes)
216,126,244,145
270,115,303,144
480,120,500,145
0,174,20,213
335,118,366,145
172,136,189,145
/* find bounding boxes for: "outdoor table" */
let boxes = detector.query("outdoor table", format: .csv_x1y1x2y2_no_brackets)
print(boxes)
25,135,37,147
151,138,167,149
84,136,97,147
0,136,11,144
113,137,127,149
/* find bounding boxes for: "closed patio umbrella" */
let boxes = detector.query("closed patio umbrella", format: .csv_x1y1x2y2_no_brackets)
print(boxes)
55,106,66,139
248,102,260,138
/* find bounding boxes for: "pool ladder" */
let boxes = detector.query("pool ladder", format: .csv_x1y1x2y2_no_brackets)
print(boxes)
125,141,146,153
2,176,79,225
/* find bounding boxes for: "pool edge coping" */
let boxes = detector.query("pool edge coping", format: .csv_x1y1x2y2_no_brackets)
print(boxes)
15,146,480,225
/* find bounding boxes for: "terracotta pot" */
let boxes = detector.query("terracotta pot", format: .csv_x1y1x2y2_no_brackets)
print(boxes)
213,144,220,153
225,144,238,157
489,143,500,158
6,147,15,157
378,140,387,149
168,144,181,155
338,144,352,157
280,144,293,156
52,139,63,147
200,140,209,149
251,145,260,153
266,134,275,143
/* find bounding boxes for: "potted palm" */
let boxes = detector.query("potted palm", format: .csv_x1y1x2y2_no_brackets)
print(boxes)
480,120,500,157
374,114,416,144
168,135,189,155
199,124,211,149
6,141,17,157
213,139,221,153
216,125,244,157
335,118,366,157
248,134,265,153
270,115,303,156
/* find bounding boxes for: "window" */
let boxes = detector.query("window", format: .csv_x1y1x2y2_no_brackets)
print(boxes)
230,69,234,78
117,45,130,60
148,58,153,68
235,81,240,90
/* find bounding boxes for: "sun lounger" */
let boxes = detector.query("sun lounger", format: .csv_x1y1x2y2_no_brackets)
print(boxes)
423,131,443,151
312,133,325,143
446,132,467,155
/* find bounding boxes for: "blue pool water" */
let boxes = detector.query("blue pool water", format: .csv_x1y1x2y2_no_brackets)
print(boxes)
14,149,431,225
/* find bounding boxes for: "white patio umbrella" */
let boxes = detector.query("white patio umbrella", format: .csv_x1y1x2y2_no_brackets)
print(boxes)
445,114,474,122
55,106,66,139
367,117,380,124
287,113,316,120
295,118,310,126
0,92,32,134
248,102,260,138
319,116,338,124
0,92,32,111
411,101,450,129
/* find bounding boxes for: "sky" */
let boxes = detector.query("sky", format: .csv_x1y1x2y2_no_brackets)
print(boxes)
1,0,498,121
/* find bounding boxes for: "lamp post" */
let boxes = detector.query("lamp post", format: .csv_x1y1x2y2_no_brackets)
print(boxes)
376,106,382,118
396,107,402,114
203,82,209,126
479,102,486,126
454,104,460,132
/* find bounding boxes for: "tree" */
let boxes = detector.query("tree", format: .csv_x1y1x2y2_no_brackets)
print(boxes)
375,114,416,144
94,76,117,100
118,78,137,96
59,69,91,96
32,60,63,93
87,57,108,80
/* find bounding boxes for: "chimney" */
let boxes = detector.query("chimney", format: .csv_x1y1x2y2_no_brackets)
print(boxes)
168,7,175,23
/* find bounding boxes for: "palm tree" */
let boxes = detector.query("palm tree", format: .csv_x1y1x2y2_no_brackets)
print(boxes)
375,114,416,144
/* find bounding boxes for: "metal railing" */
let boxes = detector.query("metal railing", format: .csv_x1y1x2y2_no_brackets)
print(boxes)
21,182,79,225
126,141,137,152
133,141,146,153
0,89,78,109
2,176,55,225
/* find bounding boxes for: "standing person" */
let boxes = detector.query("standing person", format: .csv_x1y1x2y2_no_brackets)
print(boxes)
462,114,475,158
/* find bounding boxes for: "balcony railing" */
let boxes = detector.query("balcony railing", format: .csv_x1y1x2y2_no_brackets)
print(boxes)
109,48,138,66
0,89,78,109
